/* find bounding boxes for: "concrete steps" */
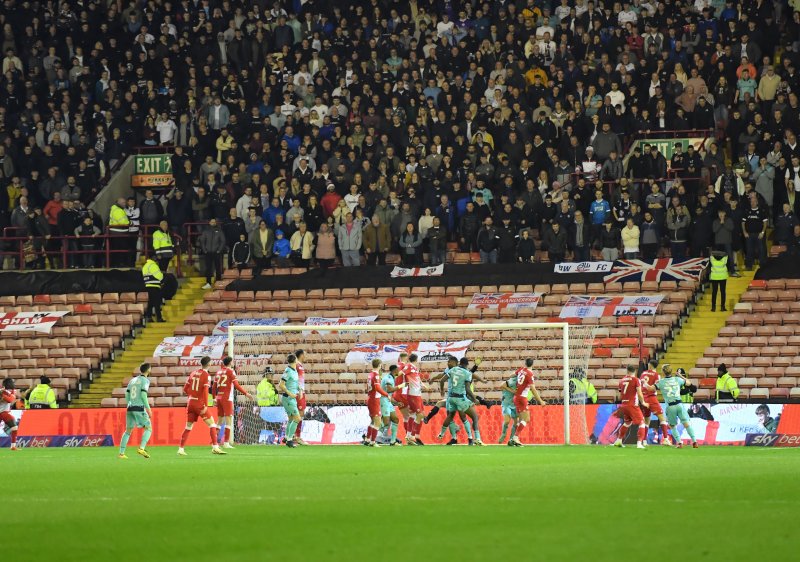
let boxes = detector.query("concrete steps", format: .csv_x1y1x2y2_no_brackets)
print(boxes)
660,272,755,372
70,278,208,408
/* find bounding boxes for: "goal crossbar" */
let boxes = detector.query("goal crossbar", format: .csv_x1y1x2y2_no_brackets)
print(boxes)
228,322,574,444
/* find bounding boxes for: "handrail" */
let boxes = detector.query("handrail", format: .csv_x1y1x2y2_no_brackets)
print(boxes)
0,230,183,276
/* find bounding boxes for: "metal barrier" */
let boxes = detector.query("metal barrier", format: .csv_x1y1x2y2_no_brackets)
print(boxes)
0,227,183,275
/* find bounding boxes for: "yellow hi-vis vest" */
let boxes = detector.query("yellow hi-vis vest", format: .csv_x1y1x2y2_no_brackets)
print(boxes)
109,204,130,232
257,379,279,406
152,229,174,256
142,259,163,288
28,384,58,409
570,377,598,404
716,373,740,400
710,255,729,281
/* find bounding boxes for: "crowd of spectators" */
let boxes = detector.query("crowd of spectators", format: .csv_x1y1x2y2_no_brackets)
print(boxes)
3,0,800,273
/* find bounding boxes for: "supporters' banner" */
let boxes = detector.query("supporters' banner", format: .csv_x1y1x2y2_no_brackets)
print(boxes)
554,261,613,274
603,258,708,284
154,336,227,358
0,311,69,333
594,403,787,446
212,317,288,335
345,340,472,365
467,292,542,310
176,355,271,367
303,315,377,335
559,295,663,318
390,264,444,278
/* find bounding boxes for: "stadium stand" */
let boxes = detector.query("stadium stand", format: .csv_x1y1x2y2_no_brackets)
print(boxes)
102,279,699,407
692,279,800,401
0,292,146,403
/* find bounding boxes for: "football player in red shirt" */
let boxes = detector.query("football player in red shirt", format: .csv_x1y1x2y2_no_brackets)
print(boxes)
178,356,225,456
365,358,389,447
213,356,253,449
1,378,19,451
395,352,411,439
403,353,428,445
511,358,545,446
293,349,309,445
640,359,672,444
614,365,648,449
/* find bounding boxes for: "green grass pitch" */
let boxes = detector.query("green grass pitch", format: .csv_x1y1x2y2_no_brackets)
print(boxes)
5,445,797,561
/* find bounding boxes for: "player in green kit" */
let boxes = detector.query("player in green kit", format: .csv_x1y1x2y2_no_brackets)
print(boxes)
278,354,302,448
118,363,154,459
650,365,699,449
381,365,404,445
432,356,484,446
499,375,519,446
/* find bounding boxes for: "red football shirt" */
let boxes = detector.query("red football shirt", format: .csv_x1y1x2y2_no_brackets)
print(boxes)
184,368,211,403
215,367,245,401
0,389,14,413
619,374,641,405
296,361,305,394
405,364,422,397
640,369,659,398
367,370,387,400
514,367,535,397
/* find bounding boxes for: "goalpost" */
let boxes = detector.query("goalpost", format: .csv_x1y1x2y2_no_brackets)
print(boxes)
226,322,598,446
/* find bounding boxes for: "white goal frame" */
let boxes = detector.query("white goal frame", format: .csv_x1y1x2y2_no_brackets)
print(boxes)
228,321,575,444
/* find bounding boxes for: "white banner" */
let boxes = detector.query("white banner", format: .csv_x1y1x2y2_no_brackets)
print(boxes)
345,340,472,365
154,336,227,358
0,311,70,333
303,315,377,335
212,317,288,335
390,264,444,278
559,295,664,319
177,355,272,367
467,292,542,310
554,261,613,273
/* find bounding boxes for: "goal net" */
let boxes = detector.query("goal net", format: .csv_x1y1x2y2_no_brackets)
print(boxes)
227,323,598,446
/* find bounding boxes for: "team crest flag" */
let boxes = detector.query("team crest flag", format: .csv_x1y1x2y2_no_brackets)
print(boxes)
603,258,708,284
390,264,444,278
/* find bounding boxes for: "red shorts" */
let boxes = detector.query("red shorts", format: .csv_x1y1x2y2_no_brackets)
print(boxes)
367,399,381,418
296,393,307,410
0,411,16,427
617,403,644,425
186,400,212,423
216,398,233,417
640,396,663,418
392,392,407,408
407,395,423,414
513,396,529,414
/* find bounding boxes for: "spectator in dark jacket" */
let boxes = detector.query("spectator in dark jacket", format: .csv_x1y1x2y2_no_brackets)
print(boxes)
774,203,798,245
517,229,536,263
198,218,226,288
232,233,251,271
640,212,661,260
542,222,568,264
459,203,480,252
427,218,448,265
223,208,247,266
600,221,622,262
570,211,592,261
476,217,500,263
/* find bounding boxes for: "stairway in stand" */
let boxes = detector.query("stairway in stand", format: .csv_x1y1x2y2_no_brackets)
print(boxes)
70,278,208,407
659,271,755,372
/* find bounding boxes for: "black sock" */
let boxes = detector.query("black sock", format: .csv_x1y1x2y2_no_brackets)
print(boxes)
425,405,440,422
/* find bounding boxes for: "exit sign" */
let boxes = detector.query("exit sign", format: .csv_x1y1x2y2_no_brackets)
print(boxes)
132,154,173,187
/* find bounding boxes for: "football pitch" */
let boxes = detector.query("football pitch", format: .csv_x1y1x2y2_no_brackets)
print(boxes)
5,445,797,561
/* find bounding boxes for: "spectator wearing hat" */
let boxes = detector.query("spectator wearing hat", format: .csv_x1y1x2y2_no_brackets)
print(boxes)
26,376,58,409
715,364,740,402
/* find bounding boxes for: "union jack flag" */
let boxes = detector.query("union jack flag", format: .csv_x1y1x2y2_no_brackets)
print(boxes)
603,258,709,284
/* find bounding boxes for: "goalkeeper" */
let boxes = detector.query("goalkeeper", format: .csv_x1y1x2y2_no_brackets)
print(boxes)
648,365,699,449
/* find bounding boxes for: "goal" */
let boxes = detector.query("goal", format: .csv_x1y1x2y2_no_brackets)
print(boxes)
226,323,598,446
